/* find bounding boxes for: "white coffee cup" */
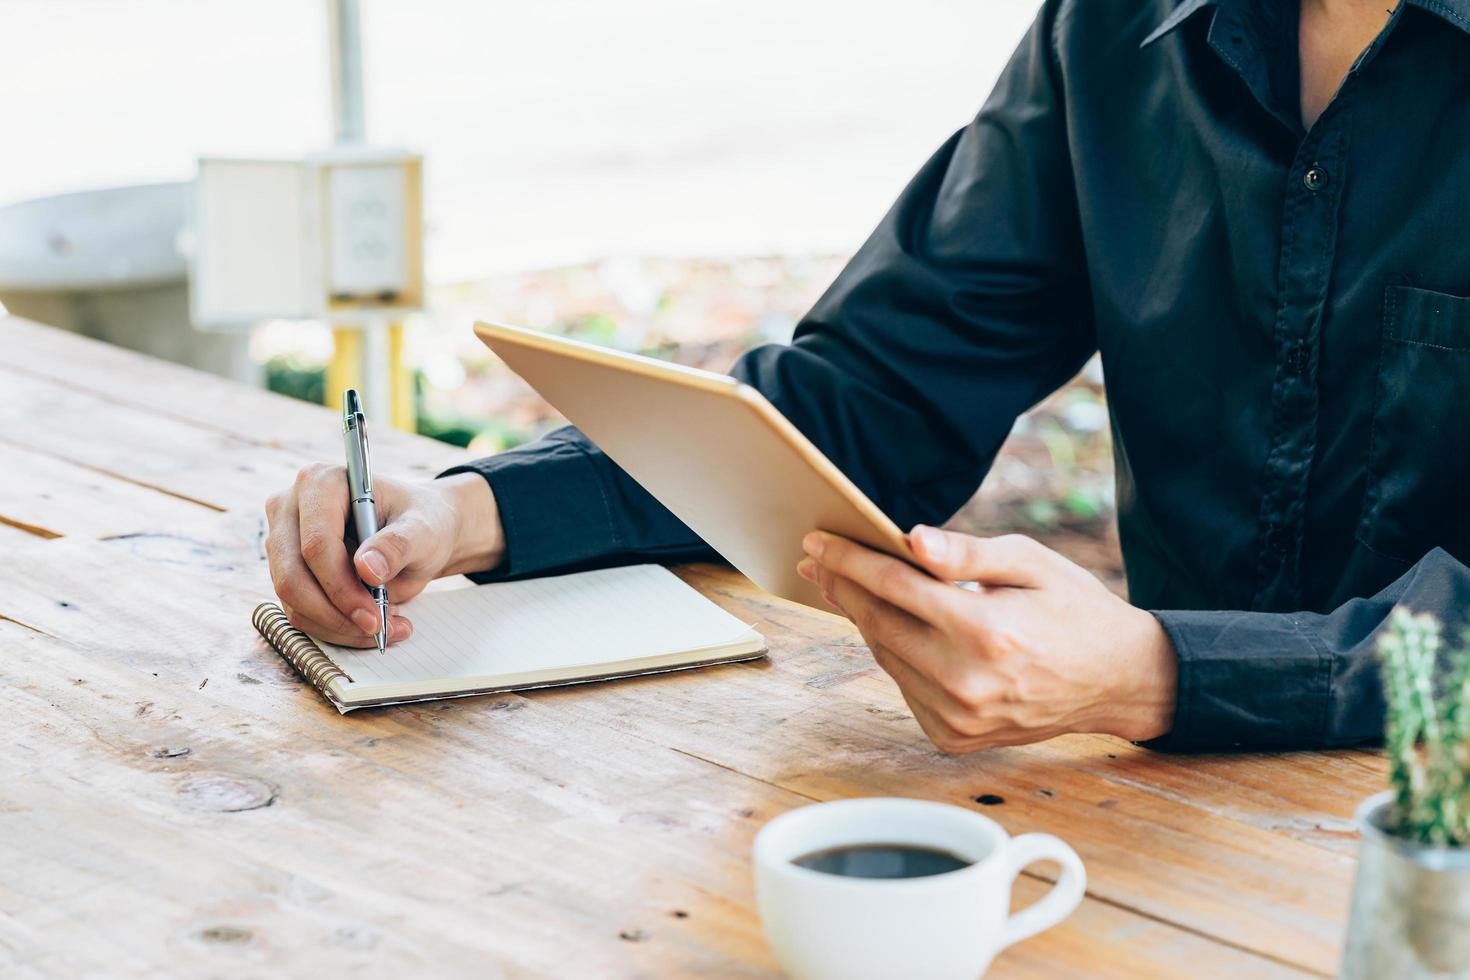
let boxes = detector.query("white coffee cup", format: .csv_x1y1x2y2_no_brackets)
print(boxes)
753,798,1085,980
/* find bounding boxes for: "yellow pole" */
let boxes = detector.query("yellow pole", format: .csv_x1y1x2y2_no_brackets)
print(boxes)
389,321,415,432
327,323,413,431
326,326,362,411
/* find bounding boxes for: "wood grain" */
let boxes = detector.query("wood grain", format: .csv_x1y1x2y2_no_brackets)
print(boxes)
0,316,1371,977
0,441,203,540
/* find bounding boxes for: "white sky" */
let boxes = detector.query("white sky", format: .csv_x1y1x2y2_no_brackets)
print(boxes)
0,0,1039,279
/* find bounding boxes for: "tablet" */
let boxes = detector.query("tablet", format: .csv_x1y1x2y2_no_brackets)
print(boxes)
474,321,917,610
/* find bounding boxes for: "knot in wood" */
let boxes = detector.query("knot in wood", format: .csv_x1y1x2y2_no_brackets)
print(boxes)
197,924,254,945
177,772,277,812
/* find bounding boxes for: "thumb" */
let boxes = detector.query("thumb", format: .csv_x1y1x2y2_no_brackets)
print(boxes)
355,521,424,586
907,526,1048,587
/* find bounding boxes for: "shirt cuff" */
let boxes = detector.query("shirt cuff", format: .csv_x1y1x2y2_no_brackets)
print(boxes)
439,436,622,583
1144,608,1332,751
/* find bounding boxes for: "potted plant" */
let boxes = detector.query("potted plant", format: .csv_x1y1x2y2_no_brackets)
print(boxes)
1342,609,1470,979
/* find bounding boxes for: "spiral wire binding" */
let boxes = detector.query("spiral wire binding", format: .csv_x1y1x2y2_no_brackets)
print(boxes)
252,603,353,693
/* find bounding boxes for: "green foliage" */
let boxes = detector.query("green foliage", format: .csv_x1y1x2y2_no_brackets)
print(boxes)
415,414,531,452
265,356,326,406
263,358,514,451
1378,609,1470,845
569,313,620,347
413,416,479,449
1061,487,1106,520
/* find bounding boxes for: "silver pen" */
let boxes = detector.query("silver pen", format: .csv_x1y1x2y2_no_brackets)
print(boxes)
343,389,389,654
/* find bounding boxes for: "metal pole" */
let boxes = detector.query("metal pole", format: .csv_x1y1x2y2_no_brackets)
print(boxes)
325,0,413,430
326,0,366,414
328,0,366,145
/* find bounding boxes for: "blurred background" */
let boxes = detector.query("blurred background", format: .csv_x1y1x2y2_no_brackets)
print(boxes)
0,0,1120,588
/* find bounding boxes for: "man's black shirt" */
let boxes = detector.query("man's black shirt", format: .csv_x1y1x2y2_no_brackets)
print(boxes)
447,0,1470,749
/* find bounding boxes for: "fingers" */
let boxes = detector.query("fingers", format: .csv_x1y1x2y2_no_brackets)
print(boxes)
888,679,970,754
797,556,844,614
816,570,1007,756
798,545,1037,755
907,526,1057,587
355,519,424,595
862,633,1031,755
866,634,964,723
803,531,967,629
811,562,966,711
269,535,377,646
267,494,359,638
267,465,408,648
823,567,935,656
817,564,984,701
280,600,414,649
295,465,381,630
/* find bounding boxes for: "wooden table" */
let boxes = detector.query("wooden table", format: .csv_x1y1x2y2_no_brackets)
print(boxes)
0,316,1382,978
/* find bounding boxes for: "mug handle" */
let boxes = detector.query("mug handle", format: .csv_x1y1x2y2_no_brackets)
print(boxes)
998,833,1087,949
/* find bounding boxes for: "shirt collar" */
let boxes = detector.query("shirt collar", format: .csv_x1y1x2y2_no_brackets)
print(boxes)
1139,0,1221,48
1141,0,1470,49
1414,0,1470,32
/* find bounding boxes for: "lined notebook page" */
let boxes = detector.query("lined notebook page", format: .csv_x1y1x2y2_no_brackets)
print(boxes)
323,564,756,687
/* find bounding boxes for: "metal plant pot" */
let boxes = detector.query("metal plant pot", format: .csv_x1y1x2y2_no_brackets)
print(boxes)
1342,791,1470,979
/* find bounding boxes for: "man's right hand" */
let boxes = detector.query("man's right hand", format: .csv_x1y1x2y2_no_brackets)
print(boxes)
264,466,505,648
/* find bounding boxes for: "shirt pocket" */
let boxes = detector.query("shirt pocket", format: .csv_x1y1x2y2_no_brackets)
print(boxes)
1356,285,1470,563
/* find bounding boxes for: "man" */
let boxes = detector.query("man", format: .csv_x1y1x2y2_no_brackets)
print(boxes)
266,0,1470,752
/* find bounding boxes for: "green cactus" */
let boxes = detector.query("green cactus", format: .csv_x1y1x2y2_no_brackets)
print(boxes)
1378,609,1470,845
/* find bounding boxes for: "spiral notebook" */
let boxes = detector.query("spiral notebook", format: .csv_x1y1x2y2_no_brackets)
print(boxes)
253,564,767,713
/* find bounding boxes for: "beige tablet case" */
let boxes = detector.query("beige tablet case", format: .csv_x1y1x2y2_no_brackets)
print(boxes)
474,321,916,610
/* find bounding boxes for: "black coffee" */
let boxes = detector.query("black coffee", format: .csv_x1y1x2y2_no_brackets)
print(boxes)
792,843,972,879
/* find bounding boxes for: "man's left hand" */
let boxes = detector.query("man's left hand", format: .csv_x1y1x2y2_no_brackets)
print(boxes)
797,526,1178,753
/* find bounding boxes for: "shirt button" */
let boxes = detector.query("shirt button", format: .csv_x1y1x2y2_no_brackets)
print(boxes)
1303,166,1329,192
1287,344,1309,375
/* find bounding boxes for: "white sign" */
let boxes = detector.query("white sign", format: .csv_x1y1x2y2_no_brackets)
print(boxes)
190,159,315,328
327,163,408,300
189,150,422,330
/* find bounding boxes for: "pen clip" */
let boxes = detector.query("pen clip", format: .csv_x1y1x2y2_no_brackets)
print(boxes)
342,388,373,495
357,420,373,494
